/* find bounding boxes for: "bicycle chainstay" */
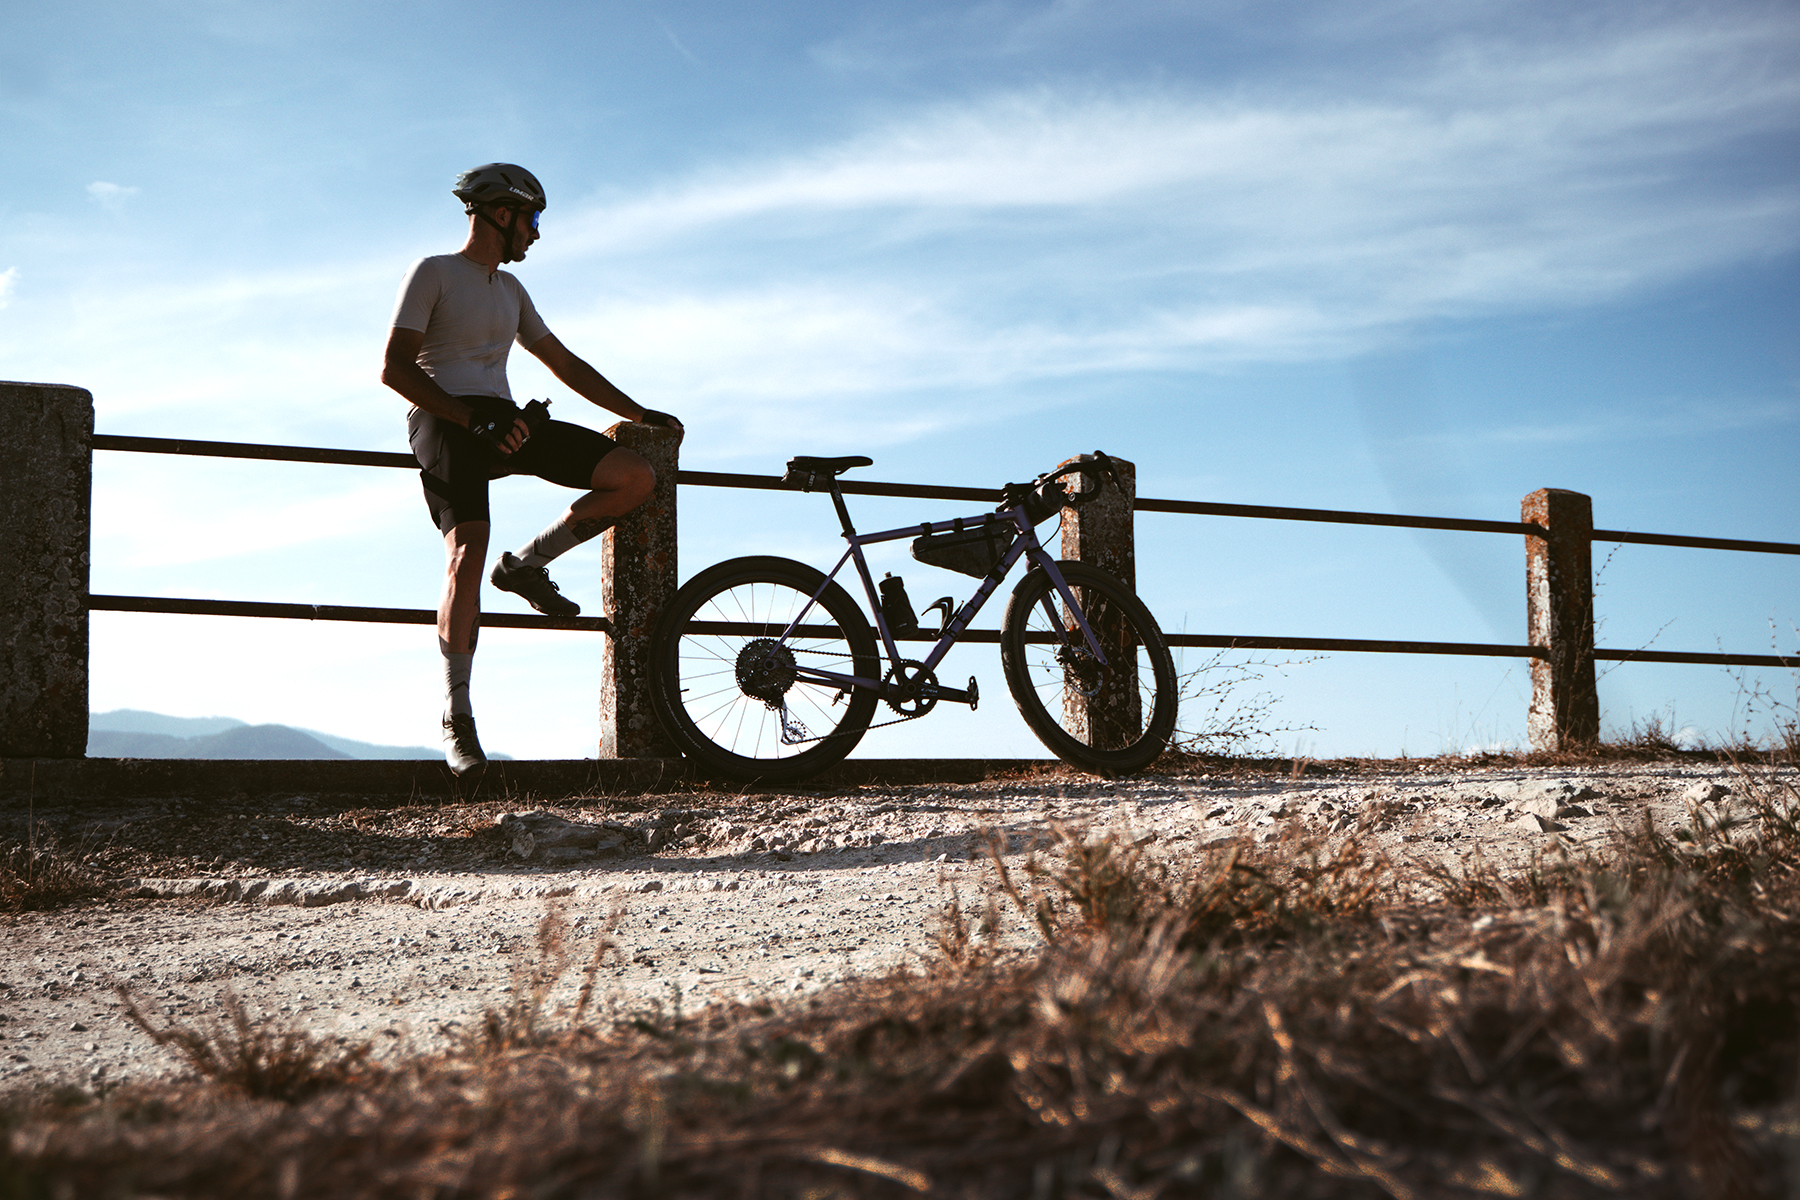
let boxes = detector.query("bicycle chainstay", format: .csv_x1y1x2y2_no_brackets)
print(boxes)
753,643,935,745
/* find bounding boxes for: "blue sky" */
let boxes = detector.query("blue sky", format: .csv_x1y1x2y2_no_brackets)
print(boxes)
5,0,1797,760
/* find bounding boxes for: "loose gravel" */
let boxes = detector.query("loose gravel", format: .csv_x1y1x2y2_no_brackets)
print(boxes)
1,758,1762,1095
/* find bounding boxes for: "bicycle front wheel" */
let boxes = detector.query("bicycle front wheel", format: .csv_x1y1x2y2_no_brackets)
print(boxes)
999,561,1178,775
650,556,881,782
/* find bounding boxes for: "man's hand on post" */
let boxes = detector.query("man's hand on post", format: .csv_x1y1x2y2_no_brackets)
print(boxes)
639,409,684,437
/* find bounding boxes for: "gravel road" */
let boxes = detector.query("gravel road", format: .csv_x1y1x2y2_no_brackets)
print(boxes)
1,758,1763,1094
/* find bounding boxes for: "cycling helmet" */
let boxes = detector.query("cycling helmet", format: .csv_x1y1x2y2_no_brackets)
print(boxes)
452,164,546,213
454,164,545,264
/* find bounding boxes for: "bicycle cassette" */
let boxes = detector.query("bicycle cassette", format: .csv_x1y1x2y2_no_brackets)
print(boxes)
736,638,797,705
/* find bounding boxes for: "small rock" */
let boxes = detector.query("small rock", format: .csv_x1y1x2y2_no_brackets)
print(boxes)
69,1023,86,1032
1514,813,1566,834
1555,805,1592,819
1514,795,1561,821
637,880,664,893
1681,781,1729,806
500,811,630,861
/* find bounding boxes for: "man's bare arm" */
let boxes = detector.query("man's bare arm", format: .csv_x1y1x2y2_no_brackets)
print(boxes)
527,333,684,435
382,327,527,452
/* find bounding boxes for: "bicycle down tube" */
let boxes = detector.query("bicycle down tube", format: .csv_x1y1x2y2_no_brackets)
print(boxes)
771,503,1109,700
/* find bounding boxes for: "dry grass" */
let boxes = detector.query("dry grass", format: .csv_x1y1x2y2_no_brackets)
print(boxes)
116,987,377,1104
0,823,110,913
6,768,1800,1198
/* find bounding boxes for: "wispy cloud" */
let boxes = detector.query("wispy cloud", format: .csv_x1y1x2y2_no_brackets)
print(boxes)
0,266,16,308
86,181,140,211
533,6,1798,427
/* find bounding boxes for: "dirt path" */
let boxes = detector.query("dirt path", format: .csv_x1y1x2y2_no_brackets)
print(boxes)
1,758,1756,1093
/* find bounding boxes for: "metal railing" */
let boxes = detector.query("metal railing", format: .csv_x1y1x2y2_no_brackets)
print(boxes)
89,432,1797,671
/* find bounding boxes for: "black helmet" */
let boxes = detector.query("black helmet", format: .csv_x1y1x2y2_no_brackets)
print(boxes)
452,163,546,213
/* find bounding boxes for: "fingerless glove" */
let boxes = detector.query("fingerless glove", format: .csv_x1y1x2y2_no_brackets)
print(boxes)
464,396,522,448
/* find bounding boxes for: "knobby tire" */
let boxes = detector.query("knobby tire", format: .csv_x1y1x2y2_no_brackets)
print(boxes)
999,561,1178,775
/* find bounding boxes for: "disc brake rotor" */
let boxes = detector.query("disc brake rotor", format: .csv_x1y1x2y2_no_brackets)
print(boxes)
1056,644,1105,698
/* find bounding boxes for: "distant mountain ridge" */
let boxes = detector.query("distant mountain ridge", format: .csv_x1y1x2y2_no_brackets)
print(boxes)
86,709,473,760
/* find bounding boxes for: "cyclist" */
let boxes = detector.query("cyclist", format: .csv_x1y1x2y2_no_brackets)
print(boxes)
380,163,683,778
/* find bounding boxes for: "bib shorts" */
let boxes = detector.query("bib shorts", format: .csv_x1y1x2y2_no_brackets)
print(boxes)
407,402,618,535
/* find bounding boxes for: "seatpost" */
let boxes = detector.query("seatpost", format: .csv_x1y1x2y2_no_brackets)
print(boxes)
827,480,857,538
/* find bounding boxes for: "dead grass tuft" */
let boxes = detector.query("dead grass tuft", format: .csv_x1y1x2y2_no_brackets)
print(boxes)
0,824,110,912
116,986,377,1103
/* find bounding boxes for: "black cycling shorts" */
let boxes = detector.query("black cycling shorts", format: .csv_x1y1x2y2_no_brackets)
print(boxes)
407,403,618,535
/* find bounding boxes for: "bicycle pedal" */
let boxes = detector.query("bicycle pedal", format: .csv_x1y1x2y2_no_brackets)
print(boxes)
930,677,980,708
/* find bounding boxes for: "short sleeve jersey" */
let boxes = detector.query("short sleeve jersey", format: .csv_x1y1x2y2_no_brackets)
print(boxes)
389,253,552,400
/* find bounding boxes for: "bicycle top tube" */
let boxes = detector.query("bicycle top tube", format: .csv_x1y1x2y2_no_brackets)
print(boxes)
847,508,1024,549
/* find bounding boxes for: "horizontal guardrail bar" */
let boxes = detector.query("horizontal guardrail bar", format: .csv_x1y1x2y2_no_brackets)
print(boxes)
85,598,1791,667
97,438,1799,554
1135,497,1541,537
1592,529,1800,556
93,434,417,469
1164,634,1541,658
1593,648,1796,668
87,594,610,633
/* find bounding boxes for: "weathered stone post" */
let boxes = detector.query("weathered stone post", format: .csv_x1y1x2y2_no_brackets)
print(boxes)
1523,487,1599,751
599,422,681,758
1058,452,1139,747
1,382,93,759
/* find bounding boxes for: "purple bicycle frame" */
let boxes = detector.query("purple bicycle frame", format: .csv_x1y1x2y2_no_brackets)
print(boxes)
769,499,1111,702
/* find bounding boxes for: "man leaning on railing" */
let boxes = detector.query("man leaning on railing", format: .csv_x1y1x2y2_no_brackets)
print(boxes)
380,163,684,779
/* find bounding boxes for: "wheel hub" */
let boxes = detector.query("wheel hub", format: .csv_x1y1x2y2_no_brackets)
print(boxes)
1056,645,1105,697
736,638,798,706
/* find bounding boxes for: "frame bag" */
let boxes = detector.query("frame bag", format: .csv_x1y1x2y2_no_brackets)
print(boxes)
911,519,1016,579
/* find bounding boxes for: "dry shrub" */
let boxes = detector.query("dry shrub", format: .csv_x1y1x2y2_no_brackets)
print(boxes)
455,904,623,1056
991,820,1390,949
9,777,1800,1198
0,824,108,912
116,986,376,1104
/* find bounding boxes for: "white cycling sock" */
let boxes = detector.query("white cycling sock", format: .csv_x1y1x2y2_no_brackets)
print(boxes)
518,514,612,567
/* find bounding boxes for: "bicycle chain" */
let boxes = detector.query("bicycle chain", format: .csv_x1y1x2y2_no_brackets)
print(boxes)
763,644,933,745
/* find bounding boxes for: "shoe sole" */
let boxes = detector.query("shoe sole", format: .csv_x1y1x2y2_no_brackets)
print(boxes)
446,753,488,780
491,572,580,616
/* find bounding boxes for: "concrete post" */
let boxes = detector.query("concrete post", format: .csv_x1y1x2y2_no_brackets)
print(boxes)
1524,487,1599,751
1,382,94,758
1058,452,1139,747
599,422,682,758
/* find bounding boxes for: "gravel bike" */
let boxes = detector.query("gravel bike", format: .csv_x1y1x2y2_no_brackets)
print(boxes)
648,453,1178,782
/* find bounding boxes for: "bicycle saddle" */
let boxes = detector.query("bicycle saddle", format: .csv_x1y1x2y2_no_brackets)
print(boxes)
785,455,871,475
782,455,872,489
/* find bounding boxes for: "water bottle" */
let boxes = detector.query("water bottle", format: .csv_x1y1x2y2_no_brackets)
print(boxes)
879,573,919,633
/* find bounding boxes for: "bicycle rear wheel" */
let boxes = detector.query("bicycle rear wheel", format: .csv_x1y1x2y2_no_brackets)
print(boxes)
999,561,1178,775
650,556,881,782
